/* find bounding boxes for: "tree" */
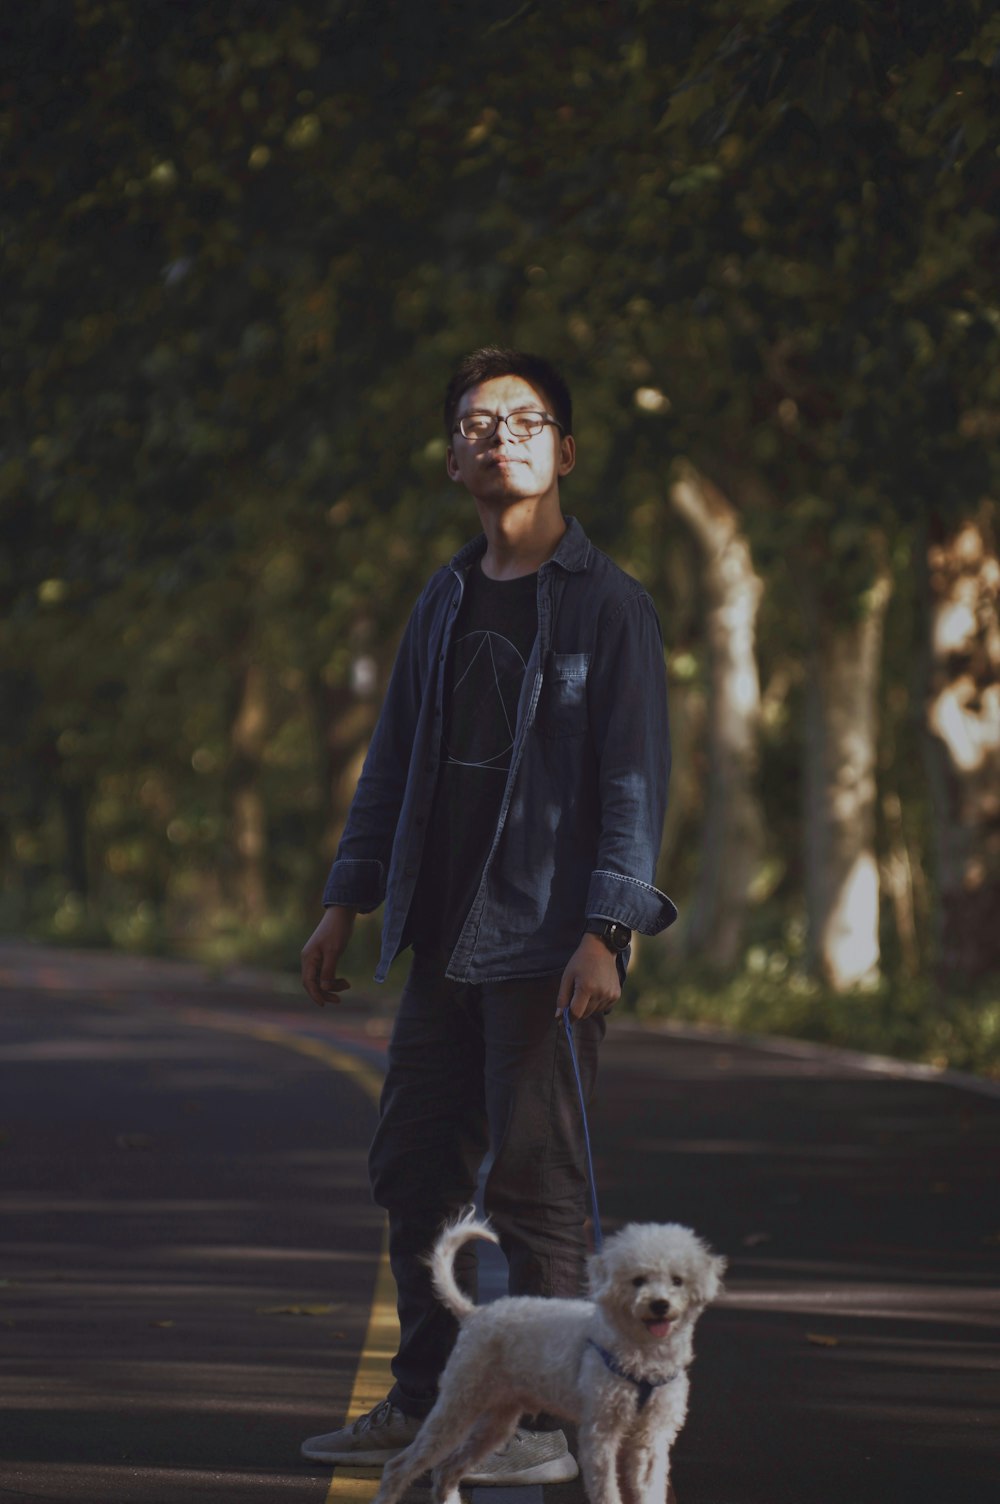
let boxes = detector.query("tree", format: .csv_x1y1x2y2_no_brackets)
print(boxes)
926,505,1000,979
668,462,765,969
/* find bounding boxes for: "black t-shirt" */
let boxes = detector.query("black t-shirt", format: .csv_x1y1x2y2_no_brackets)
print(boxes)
409,563,538,956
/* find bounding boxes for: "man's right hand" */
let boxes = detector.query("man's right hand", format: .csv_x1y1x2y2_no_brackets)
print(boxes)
301,905,356,1007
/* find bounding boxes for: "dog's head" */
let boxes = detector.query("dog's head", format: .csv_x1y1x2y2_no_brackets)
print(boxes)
587,1223,726,1346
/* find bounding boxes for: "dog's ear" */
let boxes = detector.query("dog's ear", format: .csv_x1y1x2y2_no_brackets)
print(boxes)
695,1252,727,1306
587,1251,608,1299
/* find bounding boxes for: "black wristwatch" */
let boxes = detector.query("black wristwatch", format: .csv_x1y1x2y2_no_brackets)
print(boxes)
585,919,632,954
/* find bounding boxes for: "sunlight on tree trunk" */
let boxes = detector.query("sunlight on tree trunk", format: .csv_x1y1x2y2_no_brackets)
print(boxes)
926,507,1000,979
669,462,765,969
805,571,893,990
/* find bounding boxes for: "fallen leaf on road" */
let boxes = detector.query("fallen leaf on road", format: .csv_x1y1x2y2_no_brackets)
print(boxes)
116,1133,152,1150
256,1302,335,1317
149,1320,175,1328
806,1332,840,1347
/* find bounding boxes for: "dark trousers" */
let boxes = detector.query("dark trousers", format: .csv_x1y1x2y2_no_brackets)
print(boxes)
368,952,604,1419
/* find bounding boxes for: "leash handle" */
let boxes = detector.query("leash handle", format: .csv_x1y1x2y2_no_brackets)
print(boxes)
562,1009,604,1253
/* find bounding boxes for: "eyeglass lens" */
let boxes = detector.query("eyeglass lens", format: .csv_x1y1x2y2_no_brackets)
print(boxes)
459,412,547,439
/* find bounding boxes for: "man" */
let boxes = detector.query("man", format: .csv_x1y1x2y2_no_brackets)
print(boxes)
299,347,676,1483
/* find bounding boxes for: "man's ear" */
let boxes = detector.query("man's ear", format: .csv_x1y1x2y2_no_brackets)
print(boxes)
558,434,576,477
446,446,461,481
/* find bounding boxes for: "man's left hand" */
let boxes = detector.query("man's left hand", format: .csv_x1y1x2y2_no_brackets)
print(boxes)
555,932,622,1020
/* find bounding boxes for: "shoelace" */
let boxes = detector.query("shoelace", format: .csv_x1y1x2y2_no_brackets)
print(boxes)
354,1398,394,1434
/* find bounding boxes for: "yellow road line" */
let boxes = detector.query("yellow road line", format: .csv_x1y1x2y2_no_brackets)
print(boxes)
168,1005,398,1504
171,1006,385,1107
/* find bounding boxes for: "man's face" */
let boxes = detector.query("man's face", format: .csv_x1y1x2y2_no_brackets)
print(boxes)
446,374,575,506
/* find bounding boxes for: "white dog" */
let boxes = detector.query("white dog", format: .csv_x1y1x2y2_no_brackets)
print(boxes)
373,1211,725,1504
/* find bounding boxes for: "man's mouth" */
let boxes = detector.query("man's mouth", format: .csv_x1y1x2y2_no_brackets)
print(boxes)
643,1318,673,1338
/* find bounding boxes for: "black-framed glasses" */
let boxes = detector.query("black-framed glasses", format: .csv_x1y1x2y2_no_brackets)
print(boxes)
453,411,564,441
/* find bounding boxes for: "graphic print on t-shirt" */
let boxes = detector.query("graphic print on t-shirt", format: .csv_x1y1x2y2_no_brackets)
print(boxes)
408,564,538,955
445,629,527,772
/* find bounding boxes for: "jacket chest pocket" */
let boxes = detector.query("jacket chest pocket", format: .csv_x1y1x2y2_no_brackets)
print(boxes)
536,652,590,738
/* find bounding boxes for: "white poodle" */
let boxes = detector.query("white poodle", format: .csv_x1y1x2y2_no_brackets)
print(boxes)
373,1211,725,1504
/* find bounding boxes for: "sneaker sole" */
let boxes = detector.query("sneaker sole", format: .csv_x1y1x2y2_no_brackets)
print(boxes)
462,1453,580,1486
300,1444,404,1465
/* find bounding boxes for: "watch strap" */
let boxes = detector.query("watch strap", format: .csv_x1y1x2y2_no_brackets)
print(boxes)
585,919,632,953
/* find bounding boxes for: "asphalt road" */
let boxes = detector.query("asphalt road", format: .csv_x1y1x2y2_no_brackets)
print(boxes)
1,941,998,1504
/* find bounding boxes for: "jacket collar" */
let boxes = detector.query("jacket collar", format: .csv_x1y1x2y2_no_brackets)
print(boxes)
449,515,591,576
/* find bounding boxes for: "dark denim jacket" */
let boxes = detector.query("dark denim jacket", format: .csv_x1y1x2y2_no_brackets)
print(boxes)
323,515,677,982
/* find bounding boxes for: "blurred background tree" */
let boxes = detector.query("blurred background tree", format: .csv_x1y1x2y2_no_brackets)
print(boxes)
2,0,998,1070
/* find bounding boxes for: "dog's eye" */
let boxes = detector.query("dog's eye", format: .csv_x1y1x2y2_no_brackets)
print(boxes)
671,1275,684,1288
632,1275,648,1289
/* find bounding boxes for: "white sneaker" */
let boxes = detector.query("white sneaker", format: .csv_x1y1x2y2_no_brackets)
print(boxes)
462,1427,579,1485
300,1397,423,1464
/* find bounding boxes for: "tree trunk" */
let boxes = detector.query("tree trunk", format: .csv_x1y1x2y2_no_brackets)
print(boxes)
669,462,765,969
804,571,892,990
925,506,1000,980
230,660,269,924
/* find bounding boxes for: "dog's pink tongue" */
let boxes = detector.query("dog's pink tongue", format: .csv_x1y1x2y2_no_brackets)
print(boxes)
646,1319,672,1338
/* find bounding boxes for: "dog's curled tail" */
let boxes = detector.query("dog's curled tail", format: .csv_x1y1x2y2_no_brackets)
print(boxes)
428,1210,498,1320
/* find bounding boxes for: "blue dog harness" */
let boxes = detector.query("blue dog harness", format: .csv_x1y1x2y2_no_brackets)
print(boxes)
587,1340,680,1412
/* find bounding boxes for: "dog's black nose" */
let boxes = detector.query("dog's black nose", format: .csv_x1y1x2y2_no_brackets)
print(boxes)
648,1299,670,1319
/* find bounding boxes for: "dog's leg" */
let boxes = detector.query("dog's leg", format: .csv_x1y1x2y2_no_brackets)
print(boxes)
374,1438,437,1504
578,1405,624,1504
373,1400,477,1504
647,1437,671,1504
372,1446,416,1504
620,1431,670,1504
432,1405,522,1504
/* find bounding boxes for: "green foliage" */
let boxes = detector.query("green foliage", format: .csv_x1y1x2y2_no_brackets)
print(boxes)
631,958,1000,1078
2,1,998,1055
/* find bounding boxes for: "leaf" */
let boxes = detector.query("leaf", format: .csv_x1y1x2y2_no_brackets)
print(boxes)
116,1132,152,1150
806,1332,840,1347
149,1319,175,1328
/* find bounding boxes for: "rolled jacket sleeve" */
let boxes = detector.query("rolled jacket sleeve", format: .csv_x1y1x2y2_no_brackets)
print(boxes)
585,592,677,935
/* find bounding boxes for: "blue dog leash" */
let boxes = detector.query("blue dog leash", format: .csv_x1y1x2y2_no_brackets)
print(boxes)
562,1009,604,1253
564,1013,683,1414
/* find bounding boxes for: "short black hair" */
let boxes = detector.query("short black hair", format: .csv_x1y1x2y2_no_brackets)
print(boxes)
444,347,573,437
